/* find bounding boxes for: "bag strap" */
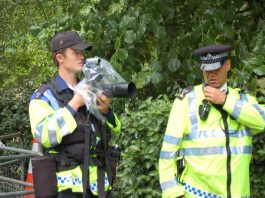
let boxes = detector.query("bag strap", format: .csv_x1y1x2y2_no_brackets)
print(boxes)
97,123,114,198
97,166,106,198
82,122,91,198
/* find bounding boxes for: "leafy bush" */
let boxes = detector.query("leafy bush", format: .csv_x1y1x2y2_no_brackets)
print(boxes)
113,95,171,197
0,81,33,148
251,133,265,197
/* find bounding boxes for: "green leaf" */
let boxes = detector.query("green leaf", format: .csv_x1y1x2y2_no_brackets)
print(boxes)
124,30,136,44
151,61,161,71
116,48,128,61
223,25,234,39
168,58,180,72
120,16,136,29
137,22,147,36
154,25,166,38
114,38,120,50
151,72,163,84
254,66,265,76
30,25,41,36
83,22,91,32
73,22,81,31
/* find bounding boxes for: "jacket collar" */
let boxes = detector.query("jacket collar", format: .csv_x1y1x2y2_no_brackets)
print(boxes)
54,75,69,92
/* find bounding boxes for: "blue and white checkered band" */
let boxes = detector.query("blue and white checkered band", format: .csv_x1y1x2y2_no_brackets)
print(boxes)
200,52,228,71
200,52,228,64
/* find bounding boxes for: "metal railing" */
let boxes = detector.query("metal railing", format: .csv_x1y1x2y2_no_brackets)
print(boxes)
0,133,41,197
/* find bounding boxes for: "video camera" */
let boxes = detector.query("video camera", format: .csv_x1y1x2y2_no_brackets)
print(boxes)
83,57,136,98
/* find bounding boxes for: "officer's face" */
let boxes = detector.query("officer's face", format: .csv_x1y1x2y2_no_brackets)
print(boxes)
56,48,84,74
203,59,231,88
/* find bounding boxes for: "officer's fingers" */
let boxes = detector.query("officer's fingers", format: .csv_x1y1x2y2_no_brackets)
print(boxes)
203,87,210,96
96,99,106,111
96,96,104,106
69,93,85,111
97,95,111,114
102,94,110,104
97,94,110,106
203,89,212,98
204,87,220,98
204,95,212,101
203,86,216,93
204,91,215,101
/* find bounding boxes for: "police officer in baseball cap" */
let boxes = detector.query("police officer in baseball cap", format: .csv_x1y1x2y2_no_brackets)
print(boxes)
50,31,93,67
29,30,122,198
51,31,92,53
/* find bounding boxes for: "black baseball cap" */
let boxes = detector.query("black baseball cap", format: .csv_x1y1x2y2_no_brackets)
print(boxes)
194,44,231,71
51,31,92,53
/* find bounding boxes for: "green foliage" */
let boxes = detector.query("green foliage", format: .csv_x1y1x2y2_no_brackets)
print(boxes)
1,0,265,196
0,81,33,149
1,0,265,95
113,95,171,197
251,133,265,197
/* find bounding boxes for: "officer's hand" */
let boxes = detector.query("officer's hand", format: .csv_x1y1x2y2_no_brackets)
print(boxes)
97,94,110,114
68,93,86,111
203,86,226,105
74,80,99,109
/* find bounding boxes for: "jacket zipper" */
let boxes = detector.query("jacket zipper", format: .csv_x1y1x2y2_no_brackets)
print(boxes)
219,108,231,198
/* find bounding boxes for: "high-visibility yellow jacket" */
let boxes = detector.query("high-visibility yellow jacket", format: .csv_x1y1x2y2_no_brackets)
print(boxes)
29,75,121,195
159,84,265,198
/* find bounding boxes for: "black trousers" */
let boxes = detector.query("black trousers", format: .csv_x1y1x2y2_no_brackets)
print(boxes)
56,189,113,198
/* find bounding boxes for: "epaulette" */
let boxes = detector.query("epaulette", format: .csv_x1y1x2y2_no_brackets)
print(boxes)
176,86,193,100
35,84,49,99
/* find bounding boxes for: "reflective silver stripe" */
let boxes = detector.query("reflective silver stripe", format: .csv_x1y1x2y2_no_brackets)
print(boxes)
35,123,44,142
43,90,60,110
190,112,198,130
163,135,182,145
160,151,178,159
160,178,178,191
54,112,71,137
179,146,252,156
34,110,70,146
240,93,248,102
183,128,252,140
253,104,265,121
188,90,198,131
48,118,59,146
232,99,243,119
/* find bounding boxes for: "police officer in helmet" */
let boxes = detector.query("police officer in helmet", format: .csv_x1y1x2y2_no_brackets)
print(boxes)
159,44,265,198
